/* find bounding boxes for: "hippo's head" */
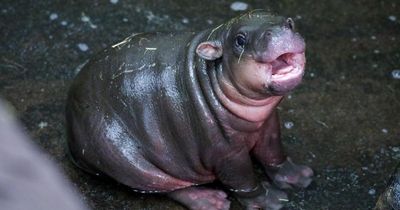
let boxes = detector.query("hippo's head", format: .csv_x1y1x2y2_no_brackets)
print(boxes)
197,11,306,99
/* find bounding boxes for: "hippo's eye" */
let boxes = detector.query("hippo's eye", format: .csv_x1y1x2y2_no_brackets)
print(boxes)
286,18,295,30
235,34,246,48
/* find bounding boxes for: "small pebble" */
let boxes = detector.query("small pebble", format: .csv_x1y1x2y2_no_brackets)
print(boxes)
310,72,315,77
388,15,397,22
77,43,89,52
368,189,376,196
372,64,378,68
381,128,388,134
61,20,68,26
49,13,58,21
392,147,400,152
287,94,292,99
371,35,376,40
38,121,48,129
80,14,98,28
295,15,302,20
230,2,249,11
284,121,294,129
207,19,213,25
182,18,189,24
373,49,380,54
351,38,357,42
392,69,400,79
81,15,90,22
110,0,119,4
122,17,128,22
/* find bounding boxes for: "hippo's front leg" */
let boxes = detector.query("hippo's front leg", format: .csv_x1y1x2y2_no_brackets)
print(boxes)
215,148,288,210
252,111,314,189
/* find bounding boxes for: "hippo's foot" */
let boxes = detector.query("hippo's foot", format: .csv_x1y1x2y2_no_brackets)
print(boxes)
266,157,313,189
237,182,288,210
168,187,231,210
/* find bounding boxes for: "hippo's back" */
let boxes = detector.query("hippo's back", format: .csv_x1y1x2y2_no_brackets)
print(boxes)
66,31,218,192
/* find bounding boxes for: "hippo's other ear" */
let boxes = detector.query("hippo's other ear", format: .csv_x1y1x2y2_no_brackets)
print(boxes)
196,41,223,60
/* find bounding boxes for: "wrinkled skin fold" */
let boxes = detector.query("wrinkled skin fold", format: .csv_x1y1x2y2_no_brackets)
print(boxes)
66,10,313,210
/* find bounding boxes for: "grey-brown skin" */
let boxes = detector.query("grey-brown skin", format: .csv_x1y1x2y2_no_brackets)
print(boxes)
66,11,313,210
375,163,400,210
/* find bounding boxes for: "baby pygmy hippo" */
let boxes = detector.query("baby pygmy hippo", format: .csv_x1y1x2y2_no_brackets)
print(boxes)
66,10,313,210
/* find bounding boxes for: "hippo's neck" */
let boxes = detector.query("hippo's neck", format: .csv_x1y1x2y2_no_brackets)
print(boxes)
211,64,283,124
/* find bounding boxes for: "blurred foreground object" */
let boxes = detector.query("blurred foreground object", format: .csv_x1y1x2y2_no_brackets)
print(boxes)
0,100,88,210
375,163,400,210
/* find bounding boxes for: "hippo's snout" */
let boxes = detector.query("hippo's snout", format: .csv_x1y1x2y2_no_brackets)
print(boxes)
257,22,305,63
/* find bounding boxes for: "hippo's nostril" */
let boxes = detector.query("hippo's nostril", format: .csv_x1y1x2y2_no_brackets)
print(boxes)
286,18,295,31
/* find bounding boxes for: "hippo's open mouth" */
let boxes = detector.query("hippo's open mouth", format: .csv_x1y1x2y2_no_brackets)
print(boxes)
269,52,305,82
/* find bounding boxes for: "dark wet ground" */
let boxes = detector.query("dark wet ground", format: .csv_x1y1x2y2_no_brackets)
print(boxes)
1,0,400,209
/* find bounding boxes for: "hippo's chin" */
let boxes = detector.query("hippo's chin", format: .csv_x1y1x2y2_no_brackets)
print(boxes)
268,73,303,95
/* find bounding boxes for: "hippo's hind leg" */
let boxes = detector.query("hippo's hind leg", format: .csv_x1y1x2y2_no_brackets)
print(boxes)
168,187,230,210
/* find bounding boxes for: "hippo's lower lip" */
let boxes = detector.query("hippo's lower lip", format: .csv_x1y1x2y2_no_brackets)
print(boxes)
270,52,305,81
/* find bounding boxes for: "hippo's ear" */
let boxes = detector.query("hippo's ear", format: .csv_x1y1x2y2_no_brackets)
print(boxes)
196,41,223,60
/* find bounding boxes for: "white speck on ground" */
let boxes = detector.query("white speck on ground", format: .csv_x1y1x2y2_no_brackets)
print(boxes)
392,69,400,79
81,15,90,22
284,121,294,129
49,13,58,21
310,72,315,77
371,35,376,40
38,121,48,129
368,189,376,196
207,19,213,25
296,15,302,19
110,0,119,4
182,18,189,24
145,11,156,22
351,38,357,42
61,20,68,26
372,64,378,68
373,49,380,54
77,43,89,52
122,17,128,22
381,128,388,134
81,13,97,29
287,95,292,99
388,15,397,21
392,147,400,152
230,2,249,11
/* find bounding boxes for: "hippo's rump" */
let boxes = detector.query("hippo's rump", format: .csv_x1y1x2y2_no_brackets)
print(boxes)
66,32,217,192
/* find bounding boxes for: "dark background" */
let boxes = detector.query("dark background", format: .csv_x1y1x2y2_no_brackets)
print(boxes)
1,0,399,209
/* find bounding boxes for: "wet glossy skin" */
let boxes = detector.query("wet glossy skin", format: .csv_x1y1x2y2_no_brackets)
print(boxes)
375,163,400,210
66,11,313,210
